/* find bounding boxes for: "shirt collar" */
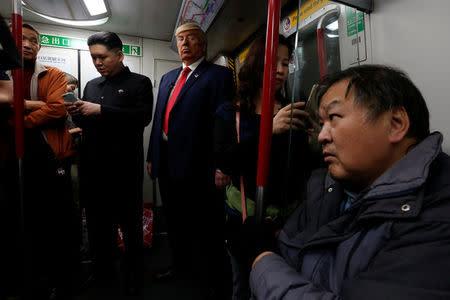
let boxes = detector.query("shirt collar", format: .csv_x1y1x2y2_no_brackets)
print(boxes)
343,189,358,202
182,57,204,72
99,66,130,84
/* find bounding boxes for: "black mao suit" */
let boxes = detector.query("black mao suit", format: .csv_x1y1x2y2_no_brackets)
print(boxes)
75,67,153,280
147,59,234,292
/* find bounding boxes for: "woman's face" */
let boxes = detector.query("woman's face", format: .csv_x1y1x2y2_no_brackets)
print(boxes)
275,44,290,90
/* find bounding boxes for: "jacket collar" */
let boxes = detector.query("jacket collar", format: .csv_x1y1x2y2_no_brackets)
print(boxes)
5,60,47,78
33,60,48,77
341,132,443,219
182,56,205,72
170,59,210,110
365,132,442,199
97,66,130,85
303,133,443,249
30,60,48,100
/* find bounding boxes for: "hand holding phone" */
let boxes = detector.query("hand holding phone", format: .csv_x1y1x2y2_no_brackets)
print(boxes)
62,92,78,103
273,102,311,135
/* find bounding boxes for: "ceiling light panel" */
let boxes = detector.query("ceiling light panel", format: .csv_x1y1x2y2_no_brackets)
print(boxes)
22,0,110,27
82,0,107,16
24,6,109,26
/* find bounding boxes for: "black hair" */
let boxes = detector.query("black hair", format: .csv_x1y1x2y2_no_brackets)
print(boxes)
236,35,294,114
322,64,430,141
275,35,293,105
279,35,293,60
22,23,40,37
87,31,122,52
64,72,78,86
8,22,40,38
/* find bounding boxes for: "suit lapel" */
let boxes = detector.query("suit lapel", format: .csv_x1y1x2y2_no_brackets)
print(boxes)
157,68,182,117
171,60,209,110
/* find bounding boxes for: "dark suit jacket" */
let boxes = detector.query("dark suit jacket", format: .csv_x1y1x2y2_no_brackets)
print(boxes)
147,59,234,182
77,67,153,181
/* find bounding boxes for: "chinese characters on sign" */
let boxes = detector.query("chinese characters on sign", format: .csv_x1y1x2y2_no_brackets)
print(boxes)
40,34,141,56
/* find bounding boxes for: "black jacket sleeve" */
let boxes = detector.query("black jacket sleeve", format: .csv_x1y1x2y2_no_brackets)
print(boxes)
214,113,259,177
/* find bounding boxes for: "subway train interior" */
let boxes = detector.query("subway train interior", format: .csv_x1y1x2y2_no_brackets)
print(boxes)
1,0,450,299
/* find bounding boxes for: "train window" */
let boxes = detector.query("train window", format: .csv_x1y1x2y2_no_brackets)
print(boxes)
283,0,368,102
229,0,370,216
278,0,369,208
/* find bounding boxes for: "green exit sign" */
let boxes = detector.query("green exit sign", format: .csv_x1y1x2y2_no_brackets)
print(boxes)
40,34,88,50
122,45,141,56
346,7,365,37
40,34,142,56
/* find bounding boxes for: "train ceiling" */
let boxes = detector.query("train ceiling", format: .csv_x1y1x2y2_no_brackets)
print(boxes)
333,0,373,13
0,0,290,59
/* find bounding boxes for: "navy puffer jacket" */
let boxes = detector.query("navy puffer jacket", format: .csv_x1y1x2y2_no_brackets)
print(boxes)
250,132,450,300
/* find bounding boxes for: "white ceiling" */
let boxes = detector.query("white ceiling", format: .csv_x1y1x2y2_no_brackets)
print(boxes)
0,0,292,59
0,0,184,41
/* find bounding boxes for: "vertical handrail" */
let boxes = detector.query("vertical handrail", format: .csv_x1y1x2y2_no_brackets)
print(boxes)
285,0,303,217
255,0,281,223
317,27,327,82
317,8,340,82
11,0,27,297
12,0,24,158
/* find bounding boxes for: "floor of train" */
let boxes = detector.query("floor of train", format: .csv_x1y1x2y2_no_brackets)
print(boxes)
74,207,211,300
74,235,209,299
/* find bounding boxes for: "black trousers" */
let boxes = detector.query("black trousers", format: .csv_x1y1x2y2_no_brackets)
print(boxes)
158,140,230,297
3,129,77,298
81,167,143,281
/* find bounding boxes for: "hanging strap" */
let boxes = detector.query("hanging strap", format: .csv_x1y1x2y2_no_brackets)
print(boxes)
235,110,247,222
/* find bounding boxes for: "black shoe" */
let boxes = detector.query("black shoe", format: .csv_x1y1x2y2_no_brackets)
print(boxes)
124,271,142,296
76,274,95,294
124,281,140,296
48,287,73,300
153,268,177,281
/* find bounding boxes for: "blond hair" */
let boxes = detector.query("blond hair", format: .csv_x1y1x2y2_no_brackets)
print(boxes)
175,23,204,36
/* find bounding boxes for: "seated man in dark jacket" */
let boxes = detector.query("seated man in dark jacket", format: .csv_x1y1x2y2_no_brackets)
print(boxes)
250,65,450,299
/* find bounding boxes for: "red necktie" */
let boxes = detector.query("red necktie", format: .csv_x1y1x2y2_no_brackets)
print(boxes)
163,67,191,135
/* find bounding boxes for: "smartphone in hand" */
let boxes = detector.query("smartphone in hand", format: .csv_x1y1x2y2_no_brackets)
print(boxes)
62,92,77,103
305,84,322,111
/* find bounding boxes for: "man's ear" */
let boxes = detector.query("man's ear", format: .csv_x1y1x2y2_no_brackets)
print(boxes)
117,50,124,63
389,107,410,143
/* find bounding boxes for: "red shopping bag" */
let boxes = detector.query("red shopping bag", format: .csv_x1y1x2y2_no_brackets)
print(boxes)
143,202,154,248
117,203,154,251
117,225,126,252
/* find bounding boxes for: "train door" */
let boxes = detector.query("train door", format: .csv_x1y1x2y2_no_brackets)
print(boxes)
143,58,180,206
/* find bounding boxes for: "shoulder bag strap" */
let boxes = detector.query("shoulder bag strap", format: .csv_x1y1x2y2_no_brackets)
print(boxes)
235,109,247,223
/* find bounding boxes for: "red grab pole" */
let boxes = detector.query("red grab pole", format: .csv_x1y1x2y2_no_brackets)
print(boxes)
317,27,328,82
11,1,29,297
12,0,24,159
317,8,340,83
255,0,281,223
